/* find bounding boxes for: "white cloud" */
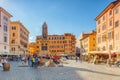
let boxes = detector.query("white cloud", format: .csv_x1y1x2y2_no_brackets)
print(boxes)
29,36,35,43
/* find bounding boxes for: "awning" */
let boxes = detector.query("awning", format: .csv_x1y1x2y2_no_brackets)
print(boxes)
67,53,75,56
0,52,18,56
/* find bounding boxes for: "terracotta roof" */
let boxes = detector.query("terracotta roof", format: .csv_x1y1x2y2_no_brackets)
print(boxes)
0,7,12,18
95,0,120,21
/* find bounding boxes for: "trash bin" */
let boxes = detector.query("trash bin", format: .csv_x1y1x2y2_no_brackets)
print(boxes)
3,63,10,71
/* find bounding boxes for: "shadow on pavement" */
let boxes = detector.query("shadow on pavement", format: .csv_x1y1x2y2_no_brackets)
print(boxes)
1,61,120,80
66,67,120,77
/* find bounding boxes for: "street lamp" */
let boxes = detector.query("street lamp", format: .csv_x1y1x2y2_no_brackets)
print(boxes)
105,36,112,67
108,46,112,67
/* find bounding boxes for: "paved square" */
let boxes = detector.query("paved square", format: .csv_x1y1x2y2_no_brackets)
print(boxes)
0,60,120,80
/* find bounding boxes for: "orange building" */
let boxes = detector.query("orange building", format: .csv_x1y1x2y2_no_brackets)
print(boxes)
80,31,96,55
28,42,36,54
10,21,29,55
29,22,76,56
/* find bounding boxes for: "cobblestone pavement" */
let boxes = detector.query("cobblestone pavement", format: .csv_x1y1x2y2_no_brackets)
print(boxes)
0,60,120,80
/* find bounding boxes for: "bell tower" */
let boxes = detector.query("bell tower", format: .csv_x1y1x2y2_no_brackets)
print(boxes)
40,22,49,56
42,22,48,40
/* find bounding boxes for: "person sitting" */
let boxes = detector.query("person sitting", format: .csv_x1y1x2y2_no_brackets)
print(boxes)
53,54,60,65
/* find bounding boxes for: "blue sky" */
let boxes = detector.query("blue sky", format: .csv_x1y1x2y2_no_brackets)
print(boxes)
0,0,114,42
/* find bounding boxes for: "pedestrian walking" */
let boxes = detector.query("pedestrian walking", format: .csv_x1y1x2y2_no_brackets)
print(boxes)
37,58,41,68
75,56,78,62
27,56,31,66
32,57,35,67
35,56,38,67
53,54,59,66
21,56,25,64
0,58,3,67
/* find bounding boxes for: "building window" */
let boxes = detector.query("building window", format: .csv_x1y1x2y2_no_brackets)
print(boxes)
109,20,112,26
115,33,119,41
102,24,106,31
12,26,16,30
13,33,15,37
109,10,112,15
12,47,15,51
98,28,100,33
102,35,106,42
108,32,112,39
4,36,7,42
98,37,101,44
37,46,39,48
103,16,105,21
3,16,8,22
4,25,7,32
4,46,6,50
115,7,118,14
63,37,65,40
41,44,47,50
115,20,119,28
98,20,101,25
11,40,15,44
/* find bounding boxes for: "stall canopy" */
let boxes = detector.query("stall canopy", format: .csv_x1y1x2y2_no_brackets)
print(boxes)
67,53,75,56
89,51,117,56
0,52,18,56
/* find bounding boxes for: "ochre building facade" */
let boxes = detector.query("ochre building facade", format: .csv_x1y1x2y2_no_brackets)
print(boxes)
95,0,120,52
80,31,96,54
29,22,76,56
10,21,29,54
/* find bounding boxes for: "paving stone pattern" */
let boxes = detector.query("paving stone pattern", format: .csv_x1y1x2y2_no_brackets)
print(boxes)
0,60,120,80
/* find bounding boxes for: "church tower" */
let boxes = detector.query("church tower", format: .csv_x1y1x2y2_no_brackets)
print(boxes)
42,22,48,40
40,22,49,56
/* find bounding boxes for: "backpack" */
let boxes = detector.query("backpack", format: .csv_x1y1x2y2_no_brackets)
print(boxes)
32,58,35,62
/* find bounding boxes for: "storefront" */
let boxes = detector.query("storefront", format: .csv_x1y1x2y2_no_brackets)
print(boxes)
88,51,117,64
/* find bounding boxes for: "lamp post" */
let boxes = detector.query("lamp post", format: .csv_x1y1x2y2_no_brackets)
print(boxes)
108,46,112,67
105,36,112,67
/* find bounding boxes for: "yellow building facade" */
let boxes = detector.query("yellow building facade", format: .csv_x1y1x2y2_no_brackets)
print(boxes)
80,31,96,54
10,21,29,54
28,22,76,56
95,0,120,52
28,42,36,54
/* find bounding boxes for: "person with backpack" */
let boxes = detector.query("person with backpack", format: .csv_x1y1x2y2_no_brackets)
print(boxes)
31,56,35,67
35,56,38,67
